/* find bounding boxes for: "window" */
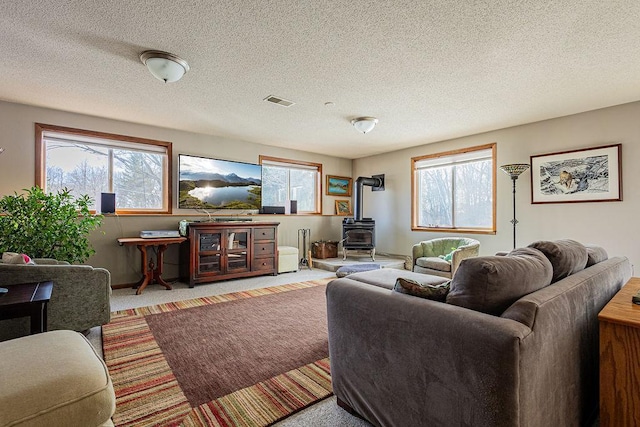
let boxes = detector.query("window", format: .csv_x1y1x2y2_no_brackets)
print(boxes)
412,143,496,233
36,123,172,214
259,156,322,214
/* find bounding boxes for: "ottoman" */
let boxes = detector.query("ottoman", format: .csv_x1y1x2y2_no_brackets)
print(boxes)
343,268,449,290
278,246,299,273
0,330,116,427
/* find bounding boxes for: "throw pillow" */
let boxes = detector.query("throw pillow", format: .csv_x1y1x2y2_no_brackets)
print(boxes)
335,263,381,278
394,277,451,302
527,239,588,282
446,247,553,315
585,244,608,267
438,248,456,262
1,252,34,265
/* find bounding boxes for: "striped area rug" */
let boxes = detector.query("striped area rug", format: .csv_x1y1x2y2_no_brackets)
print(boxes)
102,279,333,427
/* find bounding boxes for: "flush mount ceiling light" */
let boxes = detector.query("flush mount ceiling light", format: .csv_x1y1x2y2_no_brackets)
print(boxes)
351,117,379,134
140,50,190,83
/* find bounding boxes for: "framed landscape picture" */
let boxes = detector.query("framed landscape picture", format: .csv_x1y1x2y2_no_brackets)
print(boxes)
326,175,352,196
530,144,622,204
335,200,352,215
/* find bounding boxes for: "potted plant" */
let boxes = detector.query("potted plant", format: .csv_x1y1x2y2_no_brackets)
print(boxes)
0,186,103,263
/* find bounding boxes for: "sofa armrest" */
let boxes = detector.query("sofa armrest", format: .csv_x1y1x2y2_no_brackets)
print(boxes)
327,278,530,426
451,243,480,273
0,264,111,332
411,243,424,265
32,258,71,265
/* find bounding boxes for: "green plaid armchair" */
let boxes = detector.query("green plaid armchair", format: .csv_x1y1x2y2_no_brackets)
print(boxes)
412,237,480,278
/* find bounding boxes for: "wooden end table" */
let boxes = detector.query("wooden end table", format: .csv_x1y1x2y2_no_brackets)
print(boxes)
117,237,187,295
599,276,640,426
0,281,54,334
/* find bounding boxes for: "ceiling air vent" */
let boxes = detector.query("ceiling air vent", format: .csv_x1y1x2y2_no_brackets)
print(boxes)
264,95,295,107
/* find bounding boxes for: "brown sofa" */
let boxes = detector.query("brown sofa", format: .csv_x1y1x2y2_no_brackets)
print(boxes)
327,240,631,426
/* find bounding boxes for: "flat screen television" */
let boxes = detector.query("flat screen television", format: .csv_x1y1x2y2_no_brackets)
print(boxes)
178,154,262,210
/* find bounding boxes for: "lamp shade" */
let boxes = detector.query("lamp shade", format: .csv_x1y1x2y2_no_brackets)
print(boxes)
140,50,190,83
351,117,378,134
500,163,530,179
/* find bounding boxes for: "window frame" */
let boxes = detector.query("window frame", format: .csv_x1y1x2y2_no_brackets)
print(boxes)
259,155,322,215
35,123,173,215
411,143,496,234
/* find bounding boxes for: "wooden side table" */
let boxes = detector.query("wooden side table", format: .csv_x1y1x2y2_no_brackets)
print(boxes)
117,237,186,295
0,281,54,334
599,276,640,426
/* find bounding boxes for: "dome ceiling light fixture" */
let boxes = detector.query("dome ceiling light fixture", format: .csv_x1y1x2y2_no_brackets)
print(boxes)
140,50,190,83
351,117,379,134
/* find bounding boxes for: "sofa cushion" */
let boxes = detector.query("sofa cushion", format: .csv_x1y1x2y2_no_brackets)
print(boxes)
528,239,588,283
585,244,608,267
446,247,553,315
415,256,452,272
393,277,451,301
0,330,116,426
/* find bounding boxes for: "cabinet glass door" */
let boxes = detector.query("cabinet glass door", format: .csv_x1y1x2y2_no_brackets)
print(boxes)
226,229,249,272
197,231,223,275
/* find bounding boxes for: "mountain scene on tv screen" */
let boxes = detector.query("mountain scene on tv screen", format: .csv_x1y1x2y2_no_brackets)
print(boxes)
179,157,262,209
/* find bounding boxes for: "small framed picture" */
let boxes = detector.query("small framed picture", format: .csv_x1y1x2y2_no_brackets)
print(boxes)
335,200,352,216
530,144,622,204
326,175,352,196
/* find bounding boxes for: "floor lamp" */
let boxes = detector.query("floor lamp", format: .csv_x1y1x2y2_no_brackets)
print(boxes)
500,163,530,249
0,148,6,294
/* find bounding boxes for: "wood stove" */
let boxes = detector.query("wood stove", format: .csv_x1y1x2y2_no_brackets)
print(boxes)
342,218,375,260
341,175,384,260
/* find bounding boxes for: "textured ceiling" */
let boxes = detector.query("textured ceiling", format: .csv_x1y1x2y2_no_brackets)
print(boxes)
2,1,640,159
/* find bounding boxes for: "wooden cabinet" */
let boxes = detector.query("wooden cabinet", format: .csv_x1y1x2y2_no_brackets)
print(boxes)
253,226,276,273
599,277,640,426
181,221,279,287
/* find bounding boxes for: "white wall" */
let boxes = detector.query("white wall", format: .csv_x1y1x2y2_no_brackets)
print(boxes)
2,100,638,284
0,101,350,284
354,101,640,272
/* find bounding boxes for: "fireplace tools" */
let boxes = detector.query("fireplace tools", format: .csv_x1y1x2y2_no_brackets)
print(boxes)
298,228,312,269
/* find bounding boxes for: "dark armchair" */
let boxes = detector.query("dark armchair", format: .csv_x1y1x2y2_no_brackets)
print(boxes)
0,258,111,341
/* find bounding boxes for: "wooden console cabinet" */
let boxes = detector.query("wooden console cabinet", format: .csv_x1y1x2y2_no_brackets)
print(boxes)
599,277,640,426
180,221,279,287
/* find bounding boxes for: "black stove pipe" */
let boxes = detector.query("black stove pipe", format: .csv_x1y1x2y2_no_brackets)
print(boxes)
353,176,383,221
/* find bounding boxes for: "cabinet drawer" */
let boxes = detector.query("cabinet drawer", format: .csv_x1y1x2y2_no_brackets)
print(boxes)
254,227,275,241
255,242,275,256
253,257,275,271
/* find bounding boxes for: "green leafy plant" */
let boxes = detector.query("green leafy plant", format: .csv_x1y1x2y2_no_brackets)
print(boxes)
0,186,103,263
